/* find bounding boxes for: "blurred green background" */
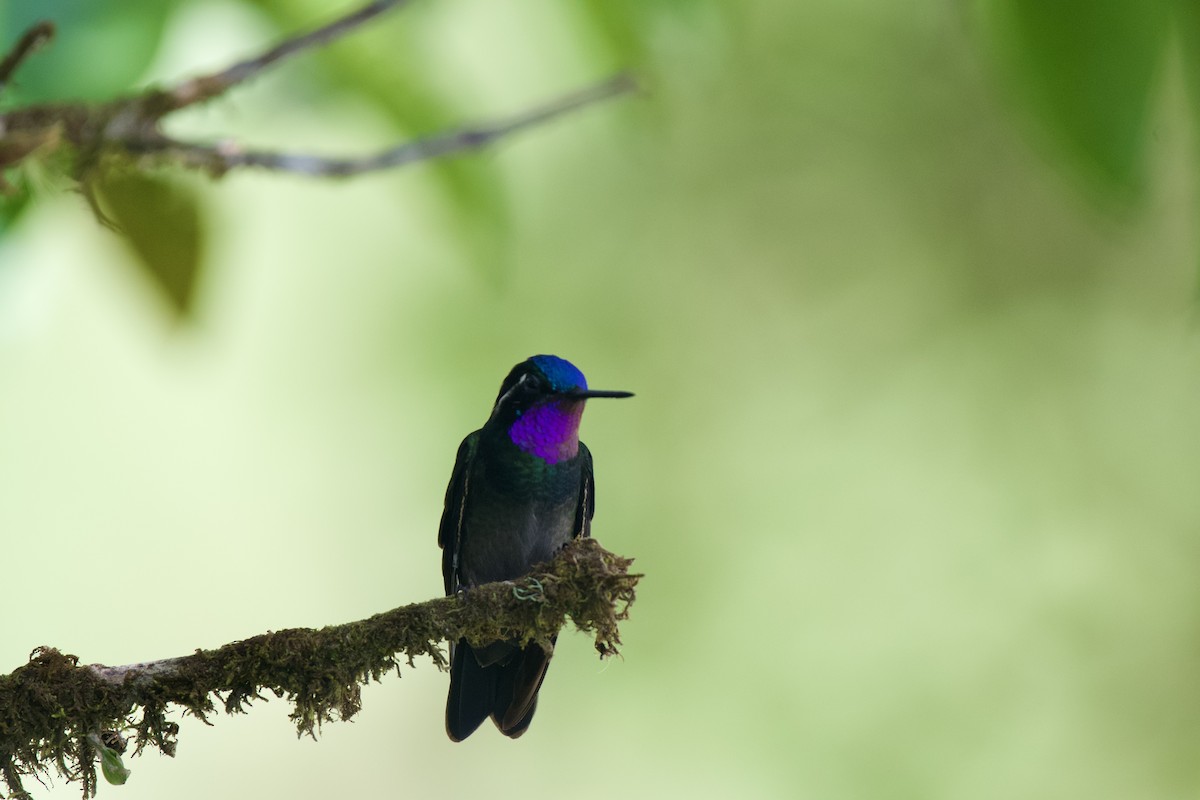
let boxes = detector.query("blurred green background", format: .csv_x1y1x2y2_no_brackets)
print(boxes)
3,0,1200,798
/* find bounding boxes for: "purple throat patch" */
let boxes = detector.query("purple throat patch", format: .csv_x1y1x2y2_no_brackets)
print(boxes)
508,400,584,464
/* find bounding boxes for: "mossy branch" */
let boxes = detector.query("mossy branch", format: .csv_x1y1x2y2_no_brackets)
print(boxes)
0,538,639,800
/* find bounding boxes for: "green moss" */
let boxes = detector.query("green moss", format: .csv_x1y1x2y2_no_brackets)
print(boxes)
0,539,639,799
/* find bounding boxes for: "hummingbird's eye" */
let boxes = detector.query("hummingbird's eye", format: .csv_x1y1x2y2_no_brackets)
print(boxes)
524,374,546,392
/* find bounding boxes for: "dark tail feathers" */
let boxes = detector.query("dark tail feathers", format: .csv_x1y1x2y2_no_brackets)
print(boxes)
445,638,552,741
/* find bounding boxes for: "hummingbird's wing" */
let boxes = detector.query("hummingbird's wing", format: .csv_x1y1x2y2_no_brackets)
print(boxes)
440,431,493,741
574,442,596,539
438,431,479,596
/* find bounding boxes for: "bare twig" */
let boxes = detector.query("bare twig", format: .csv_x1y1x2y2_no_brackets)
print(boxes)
142,73,637,177
160,0,416,112
0,21,54,91
0,1,636,190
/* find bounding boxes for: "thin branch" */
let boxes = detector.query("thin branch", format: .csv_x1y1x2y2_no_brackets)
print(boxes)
0,21,54,91
0,2,637,188
160,0,416,112
0,538,640,800
143,73,637,178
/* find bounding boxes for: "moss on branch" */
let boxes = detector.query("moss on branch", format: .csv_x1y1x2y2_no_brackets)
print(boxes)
0,538,639,799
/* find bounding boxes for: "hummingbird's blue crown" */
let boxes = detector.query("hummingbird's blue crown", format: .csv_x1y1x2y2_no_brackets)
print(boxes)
529,354,587,392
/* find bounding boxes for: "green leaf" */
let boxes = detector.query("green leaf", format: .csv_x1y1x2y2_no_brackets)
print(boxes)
323,25,512,283
1172,0,1200,289
578,0,649,66
983,0,1171,196
86,732,132,786
1176,0,1200,118
0,0,180,104
99,745,131,786
91,171,206,316
244,0,511,282
0,177,33,238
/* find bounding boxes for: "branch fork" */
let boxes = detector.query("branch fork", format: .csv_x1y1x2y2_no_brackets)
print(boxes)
0,0,635,186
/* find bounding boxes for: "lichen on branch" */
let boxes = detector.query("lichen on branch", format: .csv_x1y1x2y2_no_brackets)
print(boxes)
0,538,639,800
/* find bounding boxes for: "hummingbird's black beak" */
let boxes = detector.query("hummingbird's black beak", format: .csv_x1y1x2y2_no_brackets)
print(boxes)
564,389,635,399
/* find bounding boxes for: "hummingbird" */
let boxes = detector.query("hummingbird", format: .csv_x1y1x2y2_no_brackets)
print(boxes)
438,354,632,741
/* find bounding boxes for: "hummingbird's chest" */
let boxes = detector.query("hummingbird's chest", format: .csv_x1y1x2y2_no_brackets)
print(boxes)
456,450,582,587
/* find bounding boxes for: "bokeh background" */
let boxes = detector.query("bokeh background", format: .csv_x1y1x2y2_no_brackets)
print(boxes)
3,1,1200,798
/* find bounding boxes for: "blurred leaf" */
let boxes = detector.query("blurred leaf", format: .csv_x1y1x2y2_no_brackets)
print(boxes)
245,0,510,283
1173,1,1200,290
578,0,730,65
578,0,650,66
983,0,1170,197
91,171,206,316
0,0,180,104
0,176,33,237
1176,1,1200,119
